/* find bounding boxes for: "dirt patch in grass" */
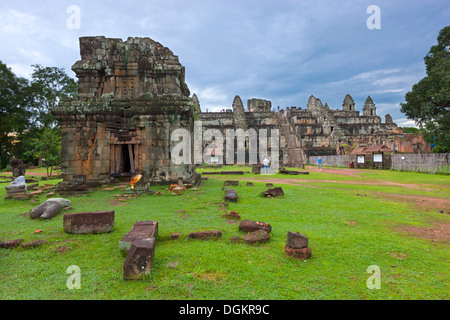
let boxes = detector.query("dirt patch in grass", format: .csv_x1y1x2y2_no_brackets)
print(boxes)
235,176,442,192
194,271,227,281
373,192,450,213
305,166,365,177
110,200,129,206
395,220,450,244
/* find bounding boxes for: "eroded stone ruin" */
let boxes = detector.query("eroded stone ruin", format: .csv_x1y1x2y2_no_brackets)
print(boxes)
196,93,405,168
52,36,199,189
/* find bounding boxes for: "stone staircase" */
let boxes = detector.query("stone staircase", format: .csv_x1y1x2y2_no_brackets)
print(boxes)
276,112,305,168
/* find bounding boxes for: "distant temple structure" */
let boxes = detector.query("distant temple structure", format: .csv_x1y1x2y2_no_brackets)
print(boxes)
52,36,427,189
196,93,406,166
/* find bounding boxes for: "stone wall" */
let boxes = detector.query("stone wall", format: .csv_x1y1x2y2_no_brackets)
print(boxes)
198,93,409,160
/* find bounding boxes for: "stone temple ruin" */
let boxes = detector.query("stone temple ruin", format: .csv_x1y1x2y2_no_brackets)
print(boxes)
52,36,407,188
52,36,200,190
196,93,404,167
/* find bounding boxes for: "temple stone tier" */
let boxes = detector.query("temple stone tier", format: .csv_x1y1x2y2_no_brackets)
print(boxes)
52,36,199,190
197,93,405,159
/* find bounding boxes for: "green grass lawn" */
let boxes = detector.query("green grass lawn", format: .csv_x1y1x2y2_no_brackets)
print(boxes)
0,166,449,300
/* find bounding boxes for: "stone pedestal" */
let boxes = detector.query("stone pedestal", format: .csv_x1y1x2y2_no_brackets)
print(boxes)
285,231,312,260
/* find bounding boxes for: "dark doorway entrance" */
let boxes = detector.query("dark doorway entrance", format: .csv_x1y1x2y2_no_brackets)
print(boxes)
110,144,138,181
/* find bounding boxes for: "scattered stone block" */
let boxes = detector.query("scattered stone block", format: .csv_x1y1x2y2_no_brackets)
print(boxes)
119,221,159,254
285,245,312,260
266,183,273,188
242,230,271,244
246,182,254,186
224,189,238,202
230,236,242,243
188,230,222,240
252,165,262,174
215,202,229,207
123,238,156,280
220,171,245,175
0,239,24,249
224,180,239,186
286,231,308,249
261,187,284,198
63,211,115,234
222,211,241,220
239,220,272,233
28,183,39,191
172,186,184,195
29,190,43,197
21,239,47,249
170,233,181,240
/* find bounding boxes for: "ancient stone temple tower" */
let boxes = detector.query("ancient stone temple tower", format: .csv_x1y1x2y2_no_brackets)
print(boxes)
52,36,199,188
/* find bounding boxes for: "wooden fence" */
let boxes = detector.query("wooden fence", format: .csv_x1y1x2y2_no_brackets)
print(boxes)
391,153,449,174
308,155,352,168
308,153,449,174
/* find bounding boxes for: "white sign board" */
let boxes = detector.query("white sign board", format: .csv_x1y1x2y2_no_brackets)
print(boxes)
373,153,383,163
210,156,219,164
357,156,365,164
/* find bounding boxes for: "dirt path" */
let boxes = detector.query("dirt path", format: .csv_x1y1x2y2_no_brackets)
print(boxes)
232,176,443,191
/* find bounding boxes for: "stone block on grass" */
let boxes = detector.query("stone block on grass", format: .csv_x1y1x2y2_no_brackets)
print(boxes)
286,231,308,249
188,230,222,240
63,211,115,234
239,219,272,233
242,230,271,244
119,221,158,254
224,180,239,186
285,245,312,260
224,189,238,202
123,238,156,280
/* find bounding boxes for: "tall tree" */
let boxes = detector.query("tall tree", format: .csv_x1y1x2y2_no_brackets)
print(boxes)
29,64,78,128
24,127,61,177
0,61,31,168
400,26,450,152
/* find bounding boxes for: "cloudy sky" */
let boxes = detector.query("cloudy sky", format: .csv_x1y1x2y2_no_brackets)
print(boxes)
1,0,448,126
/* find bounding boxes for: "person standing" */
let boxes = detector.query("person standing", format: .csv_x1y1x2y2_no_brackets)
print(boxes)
263,157,270,174
317,157,322,172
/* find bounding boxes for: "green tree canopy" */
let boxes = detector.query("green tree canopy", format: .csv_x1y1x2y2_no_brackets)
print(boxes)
24,127,61,177
0,61,32,168
29,64,78,128
400,26,450,152
0,62,78,168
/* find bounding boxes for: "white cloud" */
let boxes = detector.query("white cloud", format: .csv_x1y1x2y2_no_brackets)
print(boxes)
394,118,418,128
0,9,37,34
8,63,33,79
193,86,230,112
